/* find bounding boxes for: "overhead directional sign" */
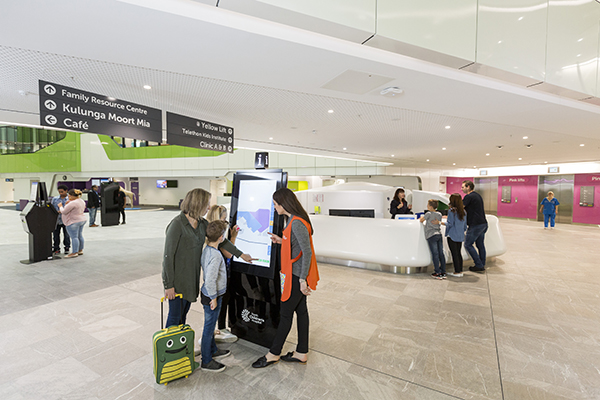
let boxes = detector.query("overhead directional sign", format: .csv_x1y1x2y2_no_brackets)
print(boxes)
166,112,233,153
38,80,162,142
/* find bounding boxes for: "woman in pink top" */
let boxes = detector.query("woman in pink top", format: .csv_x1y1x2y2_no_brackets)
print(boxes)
58,189,87,258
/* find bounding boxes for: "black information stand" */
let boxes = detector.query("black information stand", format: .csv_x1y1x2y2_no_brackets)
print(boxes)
20,182,59,264
101,182,121,226
228,169,287,348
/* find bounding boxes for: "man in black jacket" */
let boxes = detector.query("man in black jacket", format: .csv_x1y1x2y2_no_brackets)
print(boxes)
116,188,126,224
461,180,488,273
88,185,100,227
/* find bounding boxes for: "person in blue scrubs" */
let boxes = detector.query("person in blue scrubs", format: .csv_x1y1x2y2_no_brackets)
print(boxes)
540,191,560,229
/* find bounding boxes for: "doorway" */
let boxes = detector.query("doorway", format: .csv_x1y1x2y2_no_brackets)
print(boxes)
537,175,574,224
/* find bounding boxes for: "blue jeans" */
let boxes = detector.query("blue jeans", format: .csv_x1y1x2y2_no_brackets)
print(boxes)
544,213,556,228
465,223,488,269
427,235,446,275
65,221,85,253
89,207,98,226
166,297,191,328
201,297,222,365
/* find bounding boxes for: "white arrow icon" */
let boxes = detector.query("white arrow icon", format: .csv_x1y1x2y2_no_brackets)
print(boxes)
44,84,56,96
228,137,232,143
44,99,57,110
227,146,232,152
228,128,232,134
45,115,57,125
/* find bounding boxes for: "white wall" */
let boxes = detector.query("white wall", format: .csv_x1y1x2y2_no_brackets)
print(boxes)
137,177,212,206
0,180,14,202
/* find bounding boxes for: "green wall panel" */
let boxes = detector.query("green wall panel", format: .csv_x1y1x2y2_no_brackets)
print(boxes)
98,135,227,160
0,131,80,173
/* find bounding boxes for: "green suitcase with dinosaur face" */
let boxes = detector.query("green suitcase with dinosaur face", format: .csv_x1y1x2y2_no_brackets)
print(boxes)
153,295,199,385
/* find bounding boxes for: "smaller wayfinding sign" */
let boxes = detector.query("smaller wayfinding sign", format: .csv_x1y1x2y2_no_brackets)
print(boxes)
166,112,233,153
38,80,162,142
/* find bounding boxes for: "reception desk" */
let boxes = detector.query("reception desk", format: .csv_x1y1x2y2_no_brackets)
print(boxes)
311,214,506,273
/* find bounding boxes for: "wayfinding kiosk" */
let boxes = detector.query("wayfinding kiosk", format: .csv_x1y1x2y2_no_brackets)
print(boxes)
20,182,59,264
228,169,287,348
100,182,120,226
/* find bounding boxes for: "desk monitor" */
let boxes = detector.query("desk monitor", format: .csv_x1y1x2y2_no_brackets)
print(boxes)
229,169,287,279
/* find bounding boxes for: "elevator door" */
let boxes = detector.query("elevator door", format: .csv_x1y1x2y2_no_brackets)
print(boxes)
538,175,573,224
474,177,498,215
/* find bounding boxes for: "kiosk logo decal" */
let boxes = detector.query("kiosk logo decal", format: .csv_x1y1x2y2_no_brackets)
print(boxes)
241,309,264,325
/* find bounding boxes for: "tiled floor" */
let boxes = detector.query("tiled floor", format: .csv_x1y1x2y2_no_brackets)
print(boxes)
1,208,599,399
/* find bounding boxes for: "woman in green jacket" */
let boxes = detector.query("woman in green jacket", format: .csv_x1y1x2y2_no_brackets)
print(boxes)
162,188,255,327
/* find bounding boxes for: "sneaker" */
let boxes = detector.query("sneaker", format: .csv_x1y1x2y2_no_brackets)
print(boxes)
215,328,238,343
64,249,70,254
448,272,463,277
201,360,226,372
212,349,231,360
469,266,485,273
439,274,447,279
431,272,442,279
53,250,60,255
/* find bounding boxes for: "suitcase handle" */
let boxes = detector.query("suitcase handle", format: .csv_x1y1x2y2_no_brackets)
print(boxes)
160,293,183,329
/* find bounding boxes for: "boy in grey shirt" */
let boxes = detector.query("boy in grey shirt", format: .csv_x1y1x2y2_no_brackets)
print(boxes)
200,220,231,372
419,199,447,279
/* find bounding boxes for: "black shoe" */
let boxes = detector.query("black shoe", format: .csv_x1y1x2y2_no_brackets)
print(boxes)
53,250,60,255
64,249,70,254
201,360,226,372
281,352,307,364
121,221,126,224
213,349,231,360
252,356,279,368
469,266,485,273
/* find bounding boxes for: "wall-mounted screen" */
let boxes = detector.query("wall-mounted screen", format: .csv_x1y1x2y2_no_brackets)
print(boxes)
156,180,167,188
501,186,511,203
166,180,178,188
580,186,594,207
230,169,287,279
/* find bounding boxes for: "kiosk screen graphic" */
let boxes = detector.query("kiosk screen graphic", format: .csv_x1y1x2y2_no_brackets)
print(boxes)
233,179,277,268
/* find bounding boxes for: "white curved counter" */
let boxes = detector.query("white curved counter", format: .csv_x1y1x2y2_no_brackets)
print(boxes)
311,214,506,270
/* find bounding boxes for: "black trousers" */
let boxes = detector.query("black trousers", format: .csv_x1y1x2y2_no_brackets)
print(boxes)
53,224,70,252
270,275,309,355
118,207,125,223
447,237,463,273
217,286,235,330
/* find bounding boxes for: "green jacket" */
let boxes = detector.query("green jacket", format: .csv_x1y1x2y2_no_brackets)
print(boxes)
162,212,243,303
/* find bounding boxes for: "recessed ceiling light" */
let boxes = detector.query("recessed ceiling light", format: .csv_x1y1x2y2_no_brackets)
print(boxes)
445,126,451,129
518,16,524,21
391,155,395,157
544,161,548,163
442,147,446,150
523,136,528,139
580,144,585,146
577,54,582,57
426,159,430,162
269,137,273,140
498,40,502,44
328,110,334,114
519,158,522,160
473,166,476,168
143,85,151,90
343,147,347,150
453,163,456,166
486,153,490,156
578,38,583,42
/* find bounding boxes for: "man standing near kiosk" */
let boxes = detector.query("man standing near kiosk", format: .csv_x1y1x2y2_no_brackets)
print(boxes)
88,185,100,227
462,180,488,273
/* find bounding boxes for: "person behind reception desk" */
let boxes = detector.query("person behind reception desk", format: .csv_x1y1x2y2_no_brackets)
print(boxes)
58,189,87,258
540,191,559,229
206,205,239,344
420,199,446,279
390,188,412,219
440,194,467,277
252,188,320,368
162,189,255,334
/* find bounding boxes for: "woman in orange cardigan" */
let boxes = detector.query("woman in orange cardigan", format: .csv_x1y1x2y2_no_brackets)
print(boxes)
252,188,319,368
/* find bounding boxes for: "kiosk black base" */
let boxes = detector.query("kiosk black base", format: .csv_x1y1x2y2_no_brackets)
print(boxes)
229,272,280,349
101,182,121,227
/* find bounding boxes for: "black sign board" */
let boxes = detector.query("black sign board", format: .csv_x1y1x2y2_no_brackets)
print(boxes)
38,80,162,142
254,152,268,169
166,112,233,153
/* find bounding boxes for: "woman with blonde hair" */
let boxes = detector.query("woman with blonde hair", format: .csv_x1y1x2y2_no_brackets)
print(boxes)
206,205,240,343
162,189,255,328
58,188,87,258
